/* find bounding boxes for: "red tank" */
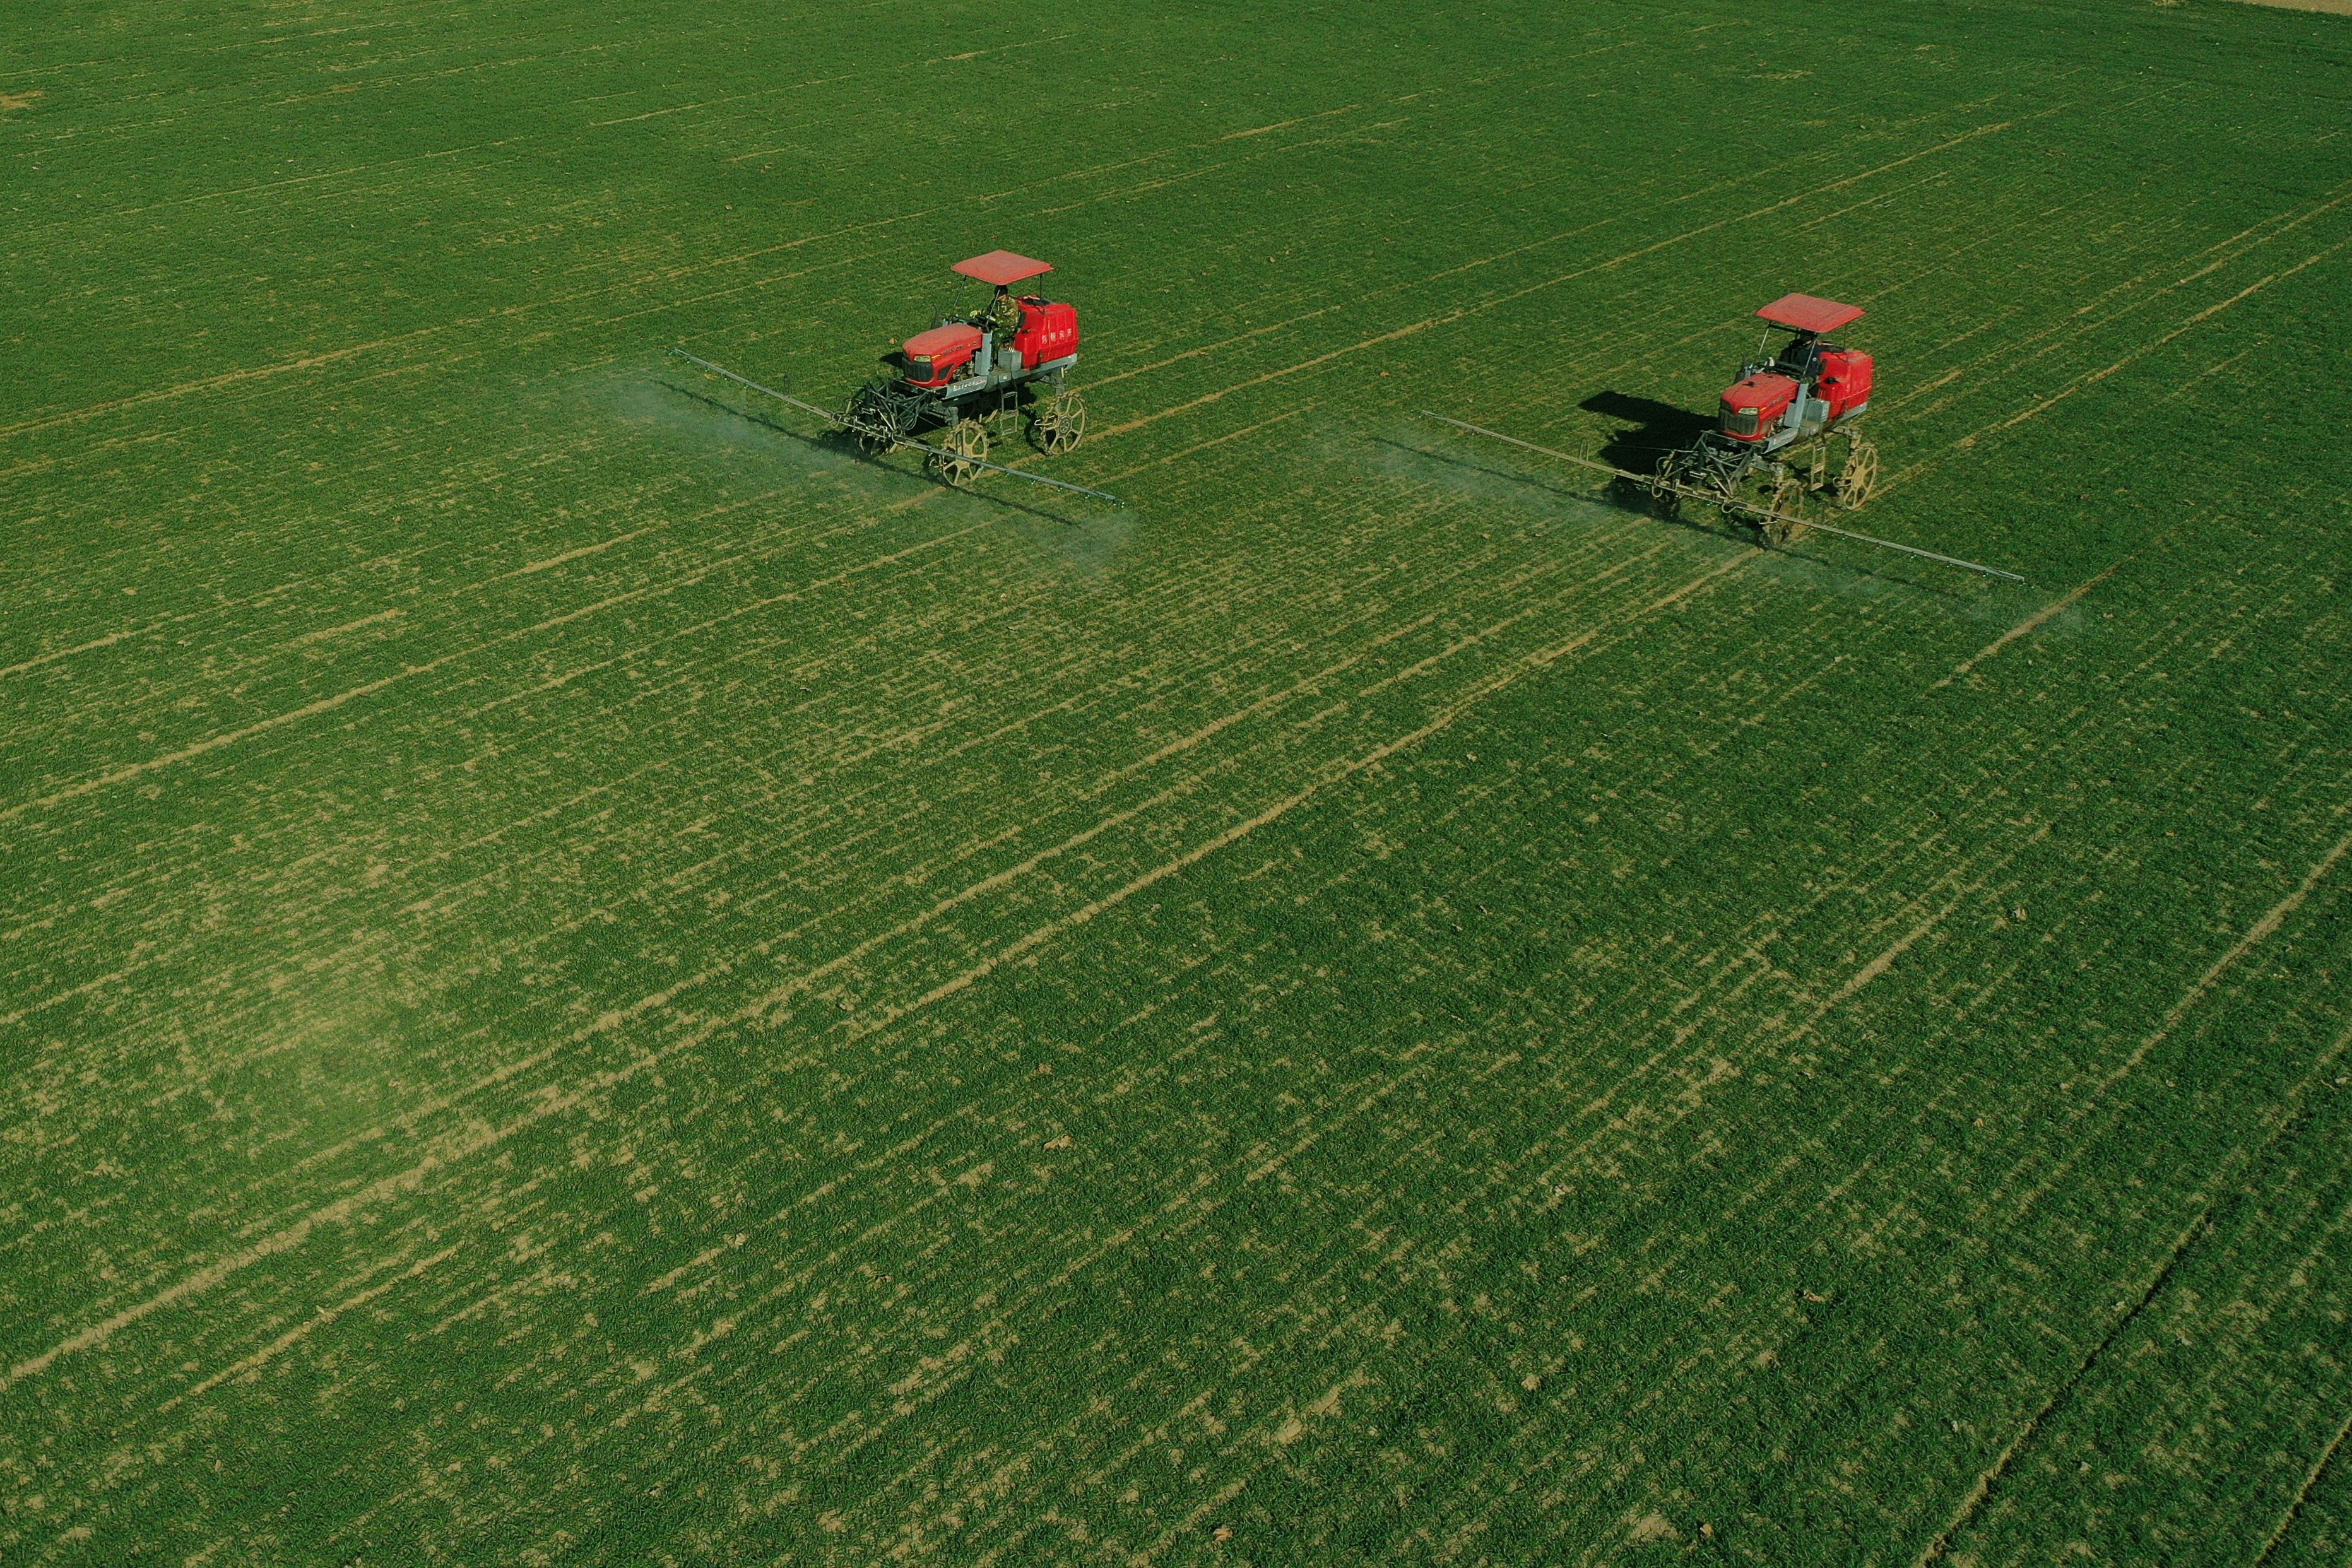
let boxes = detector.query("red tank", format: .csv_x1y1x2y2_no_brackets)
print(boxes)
1011,297,1079,369
1819,348,1874,420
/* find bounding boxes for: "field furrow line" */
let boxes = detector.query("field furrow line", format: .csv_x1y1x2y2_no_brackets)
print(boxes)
1,544,1748,1389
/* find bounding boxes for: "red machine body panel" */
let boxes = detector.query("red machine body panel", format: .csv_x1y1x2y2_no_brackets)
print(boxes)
1011,298,1080,368
902,322,983,386
1719,372,1798,442
1818,348,1874,420
1756,293,1865,336
953,251,1054,287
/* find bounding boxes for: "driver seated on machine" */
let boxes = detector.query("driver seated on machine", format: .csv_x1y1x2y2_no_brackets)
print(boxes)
1775,337,1824,382
981,286,1025,343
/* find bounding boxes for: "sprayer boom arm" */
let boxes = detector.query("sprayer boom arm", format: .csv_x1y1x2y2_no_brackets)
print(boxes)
1420,412,2021,584
671,349,1123,505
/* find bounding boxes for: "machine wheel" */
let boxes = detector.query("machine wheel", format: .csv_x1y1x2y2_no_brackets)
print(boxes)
1759,476,1806,548
929,419,990,487
1032,389,1088,455
846,381,924,453
1653,443,1725,518
1648,451,1688,519
1832,432,1879,511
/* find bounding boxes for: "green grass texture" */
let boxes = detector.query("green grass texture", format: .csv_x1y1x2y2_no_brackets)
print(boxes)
4,0,2351,1561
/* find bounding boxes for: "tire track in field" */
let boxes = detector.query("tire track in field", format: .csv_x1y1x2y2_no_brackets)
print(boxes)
0,47,1597,446
3,73,2053,473
0,425,649,696
0,72,2085,726
2088,1141,2352,1559
157,528,1670,1216
199,540,1542,1089
1408,939,2079,1558
844,554,1749,1040
925,839,2044,1560
2255,1403,2352,1568
151,1243,461,1417
0,442,1578,1084
3,402,1027,816
1874,192,2257,418
1886,233,2352,495
1874,177,2352,490
1376,908,2128,1553
83,517,2305,1542
0,483,823,824
1931,519,2182,690
1236,538,2352,1550
1989,803,2352,1225
988,878,1936,1565
1916,1008,2352,1565
0,541,1749,1394
1746,835,2351,1545
1692,606,2352,1554
5,191,1770,828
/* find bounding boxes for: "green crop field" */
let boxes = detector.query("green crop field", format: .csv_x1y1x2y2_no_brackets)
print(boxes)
5,0,2352,1560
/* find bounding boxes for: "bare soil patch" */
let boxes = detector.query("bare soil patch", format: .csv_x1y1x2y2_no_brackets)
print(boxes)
2225,0,2352,15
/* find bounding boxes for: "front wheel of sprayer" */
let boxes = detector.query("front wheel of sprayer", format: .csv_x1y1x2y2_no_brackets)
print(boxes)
846,381,923,454
1832,432,1879,511
929,420,990,487
1647,451,1692,519
1031,389,1088,456
1653,442,1744,522
1759,476,1807,548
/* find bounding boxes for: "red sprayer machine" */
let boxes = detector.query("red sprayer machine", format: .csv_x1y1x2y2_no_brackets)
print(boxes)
1426,293,2019,582
673,251,1117,504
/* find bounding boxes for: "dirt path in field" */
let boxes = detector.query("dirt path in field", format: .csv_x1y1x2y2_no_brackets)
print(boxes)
2225,0,2352,16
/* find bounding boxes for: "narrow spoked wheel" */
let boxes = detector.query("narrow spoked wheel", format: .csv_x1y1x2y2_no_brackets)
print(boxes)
846,382,923,454
1759,476,1806,548
929,419,990,487
1832,431,1879,511
1650,447,1704,519
1032,389,1088,456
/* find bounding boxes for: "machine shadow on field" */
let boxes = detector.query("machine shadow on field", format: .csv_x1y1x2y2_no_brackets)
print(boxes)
1364,431,1746,553
1574,392,2001,603
1580,389,1714,511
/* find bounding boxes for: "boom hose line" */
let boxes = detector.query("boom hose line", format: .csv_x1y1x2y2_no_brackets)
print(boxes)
671,349,1123,505
1421,411,2024,584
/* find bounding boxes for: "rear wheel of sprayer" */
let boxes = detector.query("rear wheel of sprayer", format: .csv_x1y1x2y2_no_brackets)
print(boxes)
1832,430,1879,512
930,419,990,487
1032,389,1088,456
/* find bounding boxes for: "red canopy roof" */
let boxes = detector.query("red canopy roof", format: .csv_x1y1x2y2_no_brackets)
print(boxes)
1756,293,1864,334
953,251,1053,286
